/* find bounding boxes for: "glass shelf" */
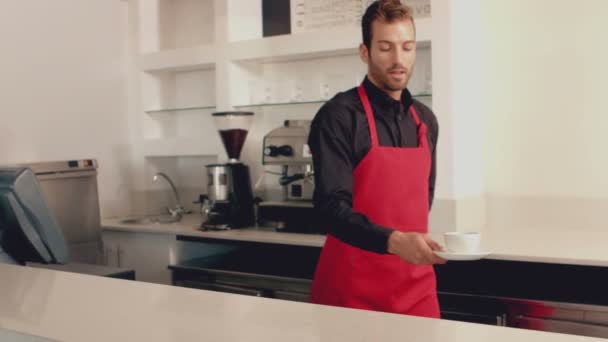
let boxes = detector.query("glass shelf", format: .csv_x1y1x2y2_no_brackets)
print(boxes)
144,105,216,113
234,94,431,109
234,100,326,108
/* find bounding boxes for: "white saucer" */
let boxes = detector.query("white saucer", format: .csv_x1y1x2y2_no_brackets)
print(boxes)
434,250,490,261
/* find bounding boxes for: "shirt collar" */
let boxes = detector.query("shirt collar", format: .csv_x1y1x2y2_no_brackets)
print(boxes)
361,76,413,112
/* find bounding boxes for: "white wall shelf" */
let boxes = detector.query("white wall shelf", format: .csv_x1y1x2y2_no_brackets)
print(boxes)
234,100,326,109
141,68,216,114
229,18,429,64
143,138,220,158
139,0,215,54
128,0,439,213
227,27,361,63
233,94,432,109
140,18,431,68
141,45,216,73
144,105,216,114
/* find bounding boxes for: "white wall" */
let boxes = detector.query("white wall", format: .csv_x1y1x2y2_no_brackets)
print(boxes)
0,1,131,218
479,0,608,231
430,0,608,233
428,0,485,233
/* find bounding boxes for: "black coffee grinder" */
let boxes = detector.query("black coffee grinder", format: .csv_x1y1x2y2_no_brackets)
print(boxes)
201,111,255,230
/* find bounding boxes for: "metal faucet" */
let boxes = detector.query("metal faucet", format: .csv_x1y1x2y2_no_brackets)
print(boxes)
152,172,190,218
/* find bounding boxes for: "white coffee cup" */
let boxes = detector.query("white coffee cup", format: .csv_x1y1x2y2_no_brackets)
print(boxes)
444,232,481,253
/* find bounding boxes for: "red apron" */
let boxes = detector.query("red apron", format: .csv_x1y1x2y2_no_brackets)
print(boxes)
310,84,439,318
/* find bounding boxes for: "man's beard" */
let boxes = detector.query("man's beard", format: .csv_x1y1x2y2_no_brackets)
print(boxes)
368,58,412,92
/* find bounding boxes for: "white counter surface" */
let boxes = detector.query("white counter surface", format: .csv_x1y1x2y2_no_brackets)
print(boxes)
470,230,608,267
102,215,326,248
0,263,602,342
102,215,608,267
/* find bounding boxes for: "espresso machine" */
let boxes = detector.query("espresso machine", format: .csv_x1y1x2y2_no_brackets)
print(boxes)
201,111,255,230
262,120,314,201
258,120,324,234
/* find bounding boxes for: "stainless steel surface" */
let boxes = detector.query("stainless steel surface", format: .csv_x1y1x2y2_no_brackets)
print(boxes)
491,313,509,326
106,247,115,266
25,159,102,264
440,291,608,338
438,292,507,326
117,245,122,268
262,120,312,166
273,290,310,302
69,241,103,265
585,311,608,325
174,266,312,303
201,268,312,291
262,120,314,201
206,165,229,201
36,171,98,181
258,201,314,208
153,172,188,217
256,200,320,234
513,315,608,338
282,165,314,201
191,282,265,297
23,159,98,175
119,215,182,225
200,222,231,231
505,297,608,338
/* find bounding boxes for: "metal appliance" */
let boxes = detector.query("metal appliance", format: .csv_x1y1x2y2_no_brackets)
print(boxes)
439,292,608,339
0,167,69,265
0,160,134,279
262,120,314,201
170,242,320,303
22,160,104,264
258,120,323,234
201,112,256,230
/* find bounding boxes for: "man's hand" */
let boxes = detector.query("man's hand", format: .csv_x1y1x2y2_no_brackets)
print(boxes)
387,231,447,265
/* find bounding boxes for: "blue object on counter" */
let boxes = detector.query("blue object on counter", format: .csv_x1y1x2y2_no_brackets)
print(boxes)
0,168,69,264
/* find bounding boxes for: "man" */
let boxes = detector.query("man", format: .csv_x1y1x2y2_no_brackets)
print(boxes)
308,0,445,318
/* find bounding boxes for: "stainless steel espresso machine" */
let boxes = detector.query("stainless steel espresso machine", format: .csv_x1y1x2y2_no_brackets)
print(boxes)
263,120,314,201
258,120,324,234
200,112,256,230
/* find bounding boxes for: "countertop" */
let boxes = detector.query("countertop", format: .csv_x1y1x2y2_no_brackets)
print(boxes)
102,215,608,267
102,215,326,248
0,263,602,342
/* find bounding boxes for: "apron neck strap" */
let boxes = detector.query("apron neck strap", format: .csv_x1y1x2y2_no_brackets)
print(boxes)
409,104,422,126
358,84,426,148
357,85,379,147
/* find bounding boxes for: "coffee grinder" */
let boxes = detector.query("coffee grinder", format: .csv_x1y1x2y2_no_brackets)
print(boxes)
201,111,255,230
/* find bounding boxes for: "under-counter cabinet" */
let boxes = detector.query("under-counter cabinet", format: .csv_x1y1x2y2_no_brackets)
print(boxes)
102,230,220,284
103,231,175,284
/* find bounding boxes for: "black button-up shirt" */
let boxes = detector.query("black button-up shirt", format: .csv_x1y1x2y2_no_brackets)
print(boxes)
308,77,439,254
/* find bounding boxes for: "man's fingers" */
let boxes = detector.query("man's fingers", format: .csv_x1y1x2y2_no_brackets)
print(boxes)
424,236,443,251
421,239,447,265
429,241,441,251
418,239,442,265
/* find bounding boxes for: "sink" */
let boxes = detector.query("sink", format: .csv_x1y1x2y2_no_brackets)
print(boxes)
119,215,181,225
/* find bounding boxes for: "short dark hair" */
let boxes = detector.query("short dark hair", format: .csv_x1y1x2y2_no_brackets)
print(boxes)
361,0,415,49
